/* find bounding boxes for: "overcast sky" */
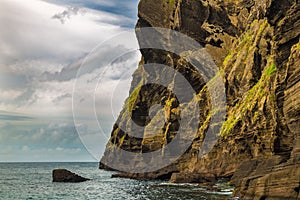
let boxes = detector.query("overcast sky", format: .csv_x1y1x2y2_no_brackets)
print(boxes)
0,0,140,162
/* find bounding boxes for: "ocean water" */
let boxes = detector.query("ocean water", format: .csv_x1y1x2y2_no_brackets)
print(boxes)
0,163,233,200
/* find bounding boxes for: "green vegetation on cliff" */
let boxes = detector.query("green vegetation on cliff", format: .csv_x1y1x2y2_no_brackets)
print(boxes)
220,61,277,137
220,19,275,137
101,1,300,199
125,81,143,113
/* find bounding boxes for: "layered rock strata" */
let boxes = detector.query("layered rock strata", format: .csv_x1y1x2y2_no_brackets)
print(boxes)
100,0,300,199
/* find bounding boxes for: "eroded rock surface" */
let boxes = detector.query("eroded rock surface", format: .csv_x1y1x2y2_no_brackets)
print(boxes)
100,0,300,199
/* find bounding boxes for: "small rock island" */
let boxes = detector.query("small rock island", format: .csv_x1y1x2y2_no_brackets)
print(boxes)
52,169,90,183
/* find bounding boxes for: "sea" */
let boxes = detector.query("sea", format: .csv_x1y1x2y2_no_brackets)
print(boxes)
0,162,234,200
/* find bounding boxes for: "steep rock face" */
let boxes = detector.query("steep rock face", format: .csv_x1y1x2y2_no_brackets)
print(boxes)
100,0,300,199
231,36,300,200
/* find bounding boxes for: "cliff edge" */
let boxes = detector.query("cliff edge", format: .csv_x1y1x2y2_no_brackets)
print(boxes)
100,0,300,199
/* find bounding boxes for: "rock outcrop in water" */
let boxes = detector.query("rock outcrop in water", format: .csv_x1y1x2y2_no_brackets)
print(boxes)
52,169,90,183
100,0,300,199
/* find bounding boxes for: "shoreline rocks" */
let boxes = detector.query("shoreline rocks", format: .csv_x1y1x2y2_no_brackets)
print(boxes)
169,173,216,184
231,158,300,200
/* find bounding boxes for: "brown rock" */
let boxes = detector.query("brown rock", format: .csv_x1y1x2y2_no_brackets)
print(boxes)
111,165,178,181
169,173,216,184
232,159,300,200
52,169,90,183
100,1,300,200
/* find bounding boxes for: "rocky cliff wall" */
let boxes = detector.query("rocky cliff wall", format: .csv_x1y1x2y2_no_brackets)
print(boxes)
100,0,300,199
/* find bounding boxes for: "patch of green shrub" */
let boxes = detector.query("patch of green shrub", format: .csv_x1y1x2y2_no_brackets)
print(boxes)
118,135,126,147
265,63,277,77
223,52,232,66
220,60,277,137
125,81,142,113
294,42,300,50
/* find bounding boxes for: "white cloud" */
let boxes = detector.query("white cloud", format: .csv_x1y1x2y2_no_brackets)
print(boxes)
0,89,22,102
0,0,138,116
55,147,64,151
44,0,116,9
0,0,140,162
22,145,30,151
0,0,128,64
52,6,84,24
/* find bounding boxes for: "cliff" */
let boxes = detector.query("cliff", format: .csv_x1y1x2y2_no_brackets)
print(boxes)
100,0,300,199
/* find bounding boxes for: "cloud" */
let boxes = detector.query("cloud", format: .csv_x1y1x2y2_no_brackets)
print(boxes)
22,145,30,151
0,71,28,90
40,44,135,82
0,122,82,147
44,0,115,9
0,0,139,112
0,115,33,121
52,93,72,104
0,120,105,161
0,0,141,161
52,6,85,24
0,0,129,65
14,88,39,106
44,0,139,24
0,111,34,121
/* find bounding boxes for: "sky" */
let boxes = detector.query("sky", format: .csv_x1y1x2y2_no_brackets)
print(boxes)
0,0,140,162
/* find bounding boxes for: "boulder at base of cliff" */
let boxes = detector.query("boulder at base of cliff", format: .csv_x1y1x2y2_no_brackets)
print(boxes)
52,169,90,183
169,173,216,183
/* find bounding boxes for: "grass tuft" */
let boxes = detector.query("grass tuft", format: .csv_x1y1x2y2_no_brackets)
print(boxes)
125,81,142,113
265,63,277,77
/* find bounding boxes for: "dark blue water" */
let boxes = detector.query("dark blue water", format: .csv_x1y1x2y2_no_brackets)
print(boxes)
0,163,233,199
